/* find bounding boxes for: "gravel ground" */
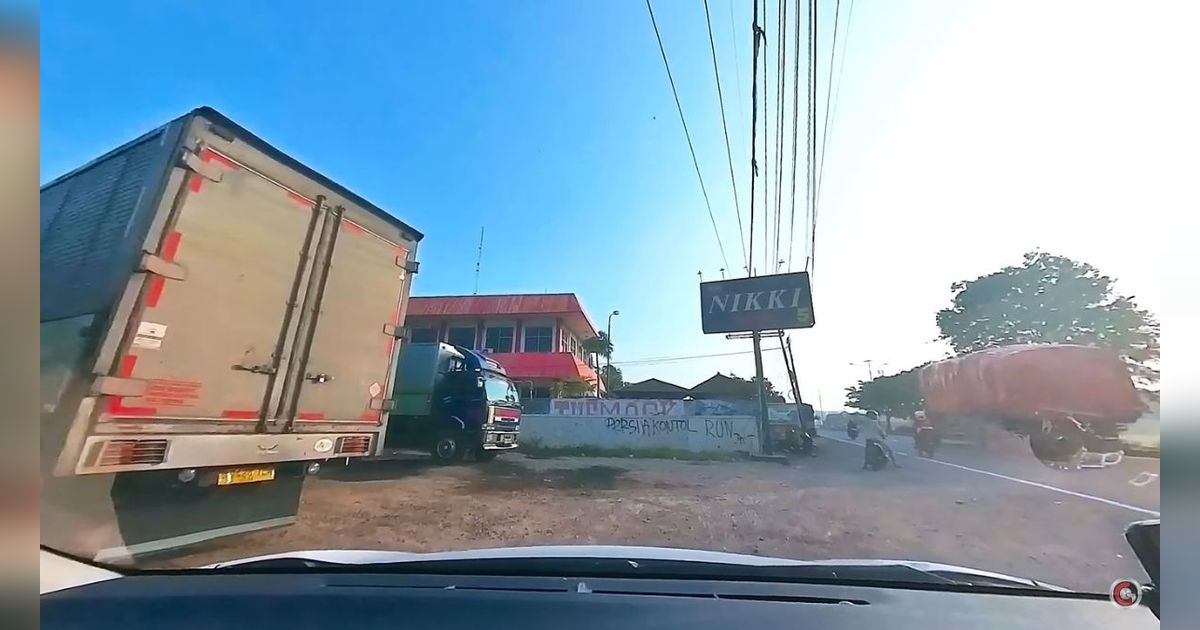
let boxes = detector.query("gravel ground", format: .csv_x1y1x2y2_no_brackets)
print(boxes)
161,438,1158,592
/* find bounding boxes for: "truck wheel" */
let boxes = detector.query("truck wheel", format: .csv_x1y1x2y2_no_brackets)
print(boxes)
430,432,464,464
474,450,498,463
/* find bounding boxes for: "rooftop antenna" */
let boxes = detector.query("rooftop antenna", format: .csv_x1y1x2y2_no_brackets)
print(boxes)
697,270,703,282
473,226,484,295
719,267,727,279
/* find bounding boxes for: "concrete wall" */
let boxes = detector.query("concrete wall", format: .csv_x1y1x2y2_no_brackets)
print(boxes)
521,414,761,454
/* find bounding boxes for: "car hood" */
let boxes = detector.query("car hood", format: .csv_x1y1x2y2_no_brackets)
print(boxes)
205,544,1067,590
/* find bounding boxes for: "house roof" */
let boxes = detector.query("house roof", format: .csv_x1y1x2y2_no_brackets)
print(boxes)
407,293,599,338
618,378,689,394
688,373,756,397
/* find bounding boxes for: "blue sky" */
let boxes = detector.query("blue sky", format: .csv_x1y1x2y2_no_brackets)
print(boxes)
42,1,1169,409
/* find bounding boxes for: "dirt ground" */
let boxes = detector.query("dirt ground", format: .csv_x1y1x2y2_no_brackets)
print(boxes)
162,441,1156,592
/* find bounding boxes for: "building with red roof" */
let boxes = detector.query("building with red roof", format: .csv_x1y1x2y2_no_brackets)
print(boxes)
405,293,603,399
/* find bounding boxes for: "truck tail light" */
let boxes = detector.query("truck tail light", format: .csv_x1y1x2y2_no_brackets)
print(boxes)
87,439,169,468
336,435,372,456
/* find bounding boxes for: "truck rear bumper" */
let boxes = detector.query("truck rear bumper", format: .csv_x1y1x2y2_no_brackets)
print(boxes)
73,432,376,475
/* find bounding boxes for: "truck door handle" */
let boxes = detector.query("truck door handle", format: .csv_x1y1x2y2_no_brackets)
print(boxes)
305,373,334,384
233,363,277,375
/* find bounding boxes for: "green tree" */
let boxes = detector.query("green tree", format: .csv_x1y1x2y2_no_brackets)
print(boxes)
581,332,614,358
600,364,624,391
845,367,925,431
935,251,1159,396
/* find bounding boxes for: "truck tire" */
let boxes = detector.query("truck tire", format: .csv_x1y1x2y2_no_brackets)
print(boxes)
1029,429,1083,465
430,431,464,464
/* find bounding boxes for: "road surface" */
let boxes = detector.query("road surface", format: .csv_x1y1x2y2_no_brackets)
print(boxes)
160,432,1159,592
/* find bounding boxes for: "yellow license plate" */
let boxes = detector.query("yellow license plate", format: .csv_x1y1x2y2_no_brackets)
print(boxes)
216,467,276,486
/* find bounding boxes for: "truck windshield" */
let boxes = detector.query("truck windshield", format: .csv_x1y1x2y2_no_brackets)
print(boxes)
483,373,519,406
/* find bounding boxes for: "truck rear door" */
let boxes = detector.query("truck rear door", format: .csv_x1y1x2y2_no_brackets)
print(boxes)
105,147,318,424
289,217,411,426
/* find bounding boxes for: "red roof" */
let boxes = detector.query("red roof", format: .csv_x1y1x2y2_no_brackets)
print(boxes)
488,352,599,385
407,293,599,338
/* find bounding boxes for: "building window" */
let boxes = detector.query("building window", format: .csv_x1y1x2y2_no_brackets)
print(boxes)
523,326,553,352
569,336,578,357
447,326,476,349
410,328,438,343
484,326,514,353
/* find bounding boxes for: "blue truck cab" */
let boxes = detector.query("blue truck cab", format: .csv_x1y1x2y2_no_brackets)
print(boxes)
385,343,521,463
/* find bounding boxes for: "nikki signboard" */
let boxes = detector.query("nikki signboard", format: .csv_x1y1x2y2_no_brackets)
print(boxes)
699,272,815,334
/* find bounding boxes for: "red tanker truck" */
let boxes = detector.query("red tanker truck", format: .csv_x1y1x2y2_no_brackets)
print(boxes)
919,344,1144,467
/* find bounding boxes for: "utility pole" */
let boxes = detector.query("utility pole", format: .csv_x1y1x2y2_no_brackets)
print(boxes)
751,330,773,454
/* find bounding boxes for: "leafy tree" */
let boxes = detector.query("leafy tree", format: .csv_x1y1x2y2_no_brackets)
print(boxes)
581,332,613,359
600,364,624,390
935,251,1159,397
845,367,925,431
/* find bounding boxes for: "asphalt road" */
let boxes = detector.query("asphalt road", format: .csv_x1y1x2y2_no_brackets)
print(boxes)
163,432,1160,593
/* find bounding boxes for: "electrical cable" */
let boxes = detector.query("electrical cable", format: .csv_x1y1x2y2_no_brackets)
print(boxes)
645,0,730,272
614,347,782,366
747,0,763,276
703,0,748,270
786,0,801,271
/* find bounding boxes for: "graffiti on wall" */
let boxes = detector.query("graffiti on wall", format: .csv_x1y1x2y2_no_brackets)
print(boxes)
602,416,757,446
553,398,683,417
605,416,696,437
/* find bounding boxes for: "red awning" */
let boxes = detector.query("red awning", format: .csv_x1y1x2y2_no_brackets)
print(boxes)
488,352,597,383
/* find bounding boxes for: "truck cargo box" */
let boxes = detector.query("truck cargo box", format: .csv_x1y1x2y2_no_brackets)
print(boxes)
41,107,423,476
919,344,1142,424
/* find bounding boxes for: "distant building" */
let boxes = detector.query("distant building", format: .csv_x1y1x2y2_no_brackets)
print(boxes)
614,373,785,402
405,293,602,399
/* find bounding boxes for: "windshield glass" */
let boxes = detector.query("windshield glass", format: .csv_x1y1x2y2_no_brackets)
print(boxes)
38,0,1165,602
484,373,520,406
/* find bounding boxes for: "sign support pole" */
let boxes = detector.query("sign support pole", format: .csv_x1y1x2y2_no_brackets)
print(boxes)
752,330,773,454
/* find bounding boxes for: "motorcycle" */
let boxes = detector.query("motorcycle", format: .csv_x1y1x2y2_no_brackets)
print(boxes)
863,439,894,471
915,425,939,458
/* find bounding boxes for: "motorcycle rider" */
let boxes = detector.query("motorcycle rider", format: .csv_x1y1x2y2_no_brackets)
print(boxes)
862,410,898,470
913,410,939,457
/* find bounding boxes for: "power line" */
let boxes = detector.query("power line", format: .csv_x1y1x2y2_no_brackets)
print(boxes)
759,0,770,275
772,0,787,272
727,0,746,165
786,0,802,271
815,0,853,210
806,0,818,274
747,0,763,276
614,347,781,366
645,0,730,272
703,0,748,270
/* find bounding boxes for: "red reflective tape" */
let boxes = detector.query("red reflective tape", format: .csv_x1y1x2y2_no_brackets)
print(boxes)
189,176,204,193
117,354,138,377
288,191,312,207
200,147,238,170
107,396,157,416
341,220,366,236
297,412,326,421
145,276,166,307
220,409,259,420
160,231,183,262
361,410,381,422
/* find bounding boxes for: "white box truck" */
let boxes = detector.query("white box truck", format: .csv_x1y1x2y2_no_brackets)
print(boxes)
40,107,422,561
